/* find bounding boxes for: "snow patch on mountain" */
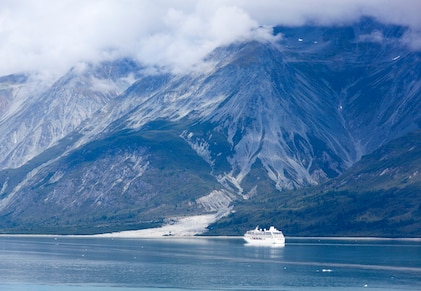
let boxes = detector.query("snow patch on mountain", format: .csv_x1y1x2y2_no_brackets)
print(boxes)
196,189,234,212
48,171,65,184
181,130,214,168
217,174,244,196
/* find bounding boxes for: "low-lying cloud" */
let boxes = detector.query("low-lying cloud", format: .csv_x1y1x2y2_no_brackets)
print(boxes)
0,0,420,77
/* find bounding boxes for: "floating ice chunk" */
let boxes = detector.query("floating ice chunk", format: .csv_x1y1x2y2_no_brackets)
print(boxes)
379,168,389,176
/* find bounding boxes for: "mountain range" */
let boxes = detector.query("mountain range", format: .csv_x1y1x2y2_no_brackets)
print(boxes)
0,18,420,236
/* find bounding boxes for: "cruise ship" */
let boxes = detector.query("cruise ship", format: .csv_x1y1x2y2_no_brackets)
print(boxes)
243,226,285,245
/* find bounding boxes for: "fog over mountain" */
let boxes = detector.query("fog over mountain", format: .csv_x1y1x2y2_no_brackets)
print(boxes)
1,0,421,78
0,1,420,235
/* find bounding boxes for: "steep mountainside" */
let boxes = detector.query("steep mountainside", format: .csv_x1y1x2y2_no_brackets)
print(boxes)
0,19,419,235
208,130,421,237
0,60,140,170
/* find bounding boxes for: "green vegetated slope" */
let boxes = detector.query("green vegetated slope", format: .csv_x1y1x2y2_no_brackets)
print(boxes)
0,121,220,234
207,130,421,237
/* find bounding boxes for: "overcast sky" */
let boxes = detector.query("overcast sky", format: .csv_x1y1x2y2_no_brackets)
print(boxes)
1,0,420,78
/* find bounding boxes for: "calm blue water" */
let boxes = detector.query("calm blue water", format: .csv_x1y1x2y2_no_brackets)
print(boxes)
0,236,420,290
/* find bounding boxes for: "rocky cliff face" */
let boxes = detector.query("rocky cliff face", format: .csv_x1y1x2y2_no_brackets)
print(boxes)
0,19,419,234
0,60,140,170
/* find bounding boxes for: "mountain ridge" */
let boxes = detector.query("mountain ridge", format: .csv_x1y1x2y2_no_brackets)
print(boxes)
0,18,419,235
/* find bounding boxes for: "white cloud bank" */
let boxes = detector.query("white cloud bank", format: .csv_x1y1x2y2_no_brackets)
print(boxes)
0,0,420,77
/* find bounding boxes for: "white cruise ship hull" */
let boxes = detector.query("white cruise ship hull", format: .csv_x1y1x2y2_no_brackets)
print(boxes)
243,237,285,245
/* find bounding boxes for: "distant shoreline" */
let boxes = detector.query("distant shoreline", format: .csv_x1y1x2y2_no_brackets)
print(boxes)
285,236,421,242
0,233,420,242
